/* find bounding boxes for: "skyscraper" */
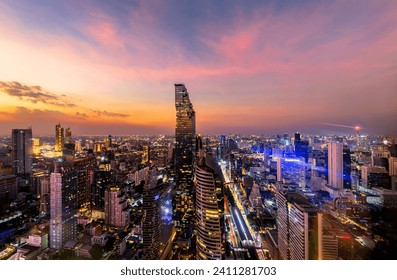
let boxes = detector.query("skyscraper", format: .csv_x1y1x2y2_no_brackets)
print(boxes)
11,128,33,175
328,142,344,189
174,83,196,237
49,163,78,250
295,133,309,163
195,151,225,260
142,168,161,260
71,155,95,208
92,170,113,210
55,123,64,152
343,146,352,189
65,127,72,144
142,145,151,163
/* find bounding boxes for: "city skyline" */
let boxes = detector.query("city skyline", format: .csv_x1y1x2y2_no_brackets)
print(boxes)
1,0,396,136
1,85,397,260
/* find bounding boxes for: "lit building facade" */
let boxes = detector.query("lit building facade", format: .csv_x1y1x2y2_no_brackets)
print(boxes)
195,152,225,260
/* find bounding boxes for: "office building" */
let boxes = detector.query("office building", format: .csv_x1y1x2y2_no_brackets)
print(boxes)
343,146,352,189
275,156,305,188
195,151,225,260
92,170,113,210
11,128,33,175
294,133,309,163
55,123,64,152
328,142,344,189
71,155,95,208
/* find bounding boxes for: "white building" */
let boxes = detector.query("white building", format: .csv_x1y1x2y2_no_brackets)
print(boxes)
328,142,344,189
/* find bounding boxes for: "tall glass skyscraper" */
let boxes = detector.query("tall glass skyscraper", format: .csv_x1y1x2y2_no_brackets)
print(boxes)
173,84,196,237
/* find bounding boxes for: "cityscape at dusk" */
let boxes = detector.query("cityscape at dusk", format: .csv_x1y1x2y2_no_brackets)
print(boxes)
1,0,397,263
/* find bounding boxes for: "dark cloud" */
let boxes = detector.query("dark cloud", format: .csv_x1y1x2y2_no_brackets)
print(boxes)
75,111,89,118
91,109,129,118
0,81,76,107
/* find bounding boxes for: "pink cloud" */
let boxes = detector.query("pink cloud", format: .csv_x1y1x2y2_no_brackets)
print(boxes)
1,0,396,135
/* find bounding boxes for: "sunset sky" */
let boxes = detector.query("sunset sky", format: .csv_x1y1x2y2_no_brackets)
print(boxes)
0,0,396,136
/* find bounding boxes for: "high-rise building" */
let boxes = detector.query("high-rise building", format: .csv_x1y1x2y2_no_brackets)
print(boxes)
142,145,151,163
174,83,196,237
328,142,344,189
195,151,225,260
355,126,360,148
142,168,161,260
11,128,33,175
104,186,130,228
276,157,282,182
218,135,227,159
55,123,64,152
71,155,95,208
343,146,352,189
49,163,78,250
65,127,72,144
294,133,309,163
276,191,322,260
